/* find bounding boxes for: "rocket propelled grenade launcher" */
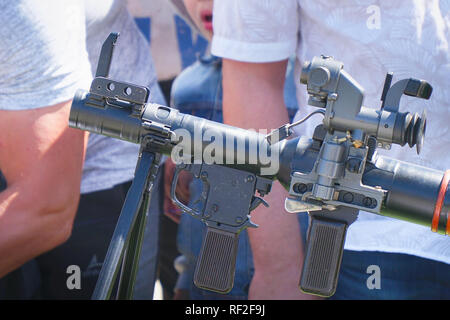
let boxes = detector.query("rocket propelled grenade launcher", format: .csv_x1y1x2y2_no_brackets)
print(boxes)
270,55,434,296
69,34,449,299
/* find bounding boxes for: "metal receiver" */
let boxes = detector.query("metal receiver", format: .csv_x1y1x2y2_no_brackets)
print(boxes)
272,55,432,297
69,35,449,299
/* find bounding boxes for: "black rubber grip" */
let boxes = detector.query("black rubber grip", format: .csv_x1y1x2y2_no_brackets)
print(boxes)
300,217,347,297
194,227,239,294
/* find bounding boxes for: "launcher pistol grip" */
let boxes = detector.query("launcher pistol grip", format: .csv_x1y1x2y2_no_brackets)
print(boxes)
300,208,358,297
171,163,271,293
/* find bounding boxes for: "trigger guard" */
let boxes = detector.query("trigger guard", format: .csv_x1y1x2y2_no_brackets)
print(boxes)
170,164,204,219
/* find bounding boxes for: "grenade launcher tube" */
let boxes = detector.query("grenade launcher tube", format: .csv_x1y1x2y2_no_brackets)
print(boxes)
69,90,450,235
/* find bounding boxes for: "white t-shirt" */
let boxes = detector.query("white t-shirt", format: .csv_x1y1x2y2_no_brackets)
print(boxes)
0,0,164,194
212,0,450,264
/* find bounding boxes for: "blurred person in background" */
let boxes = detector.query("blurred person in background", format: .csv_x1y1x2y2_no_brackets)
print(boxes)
127,0,211,299
211,0,450,299
166,0,305,300
0,0,164,299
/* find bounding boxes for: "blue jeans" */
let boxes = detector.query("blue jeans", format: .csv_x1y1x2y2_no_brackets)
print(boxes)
332,250,450,299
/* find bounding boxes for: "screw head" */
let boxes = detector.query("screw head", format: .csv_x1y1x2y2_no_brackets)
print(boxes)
363,197,373,207
343,192,354,203
293,183,308,194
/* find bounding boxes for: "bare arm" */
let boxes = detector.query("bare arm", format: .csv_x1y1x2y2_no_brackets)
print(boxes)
222,59,315,299
0,101,88,277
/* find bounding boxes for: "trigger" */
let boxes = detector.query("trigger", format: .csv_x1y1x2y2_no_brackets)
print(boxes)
250,196,269,212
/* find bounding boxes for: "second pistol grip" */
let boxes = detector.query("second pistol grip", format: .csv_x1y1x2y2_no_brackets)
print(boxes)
193,226,239,294
300,216,348,297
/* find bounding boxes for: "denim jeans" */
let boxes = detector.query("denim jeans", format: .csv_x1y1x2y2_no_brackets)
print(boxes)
332,250,450,299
